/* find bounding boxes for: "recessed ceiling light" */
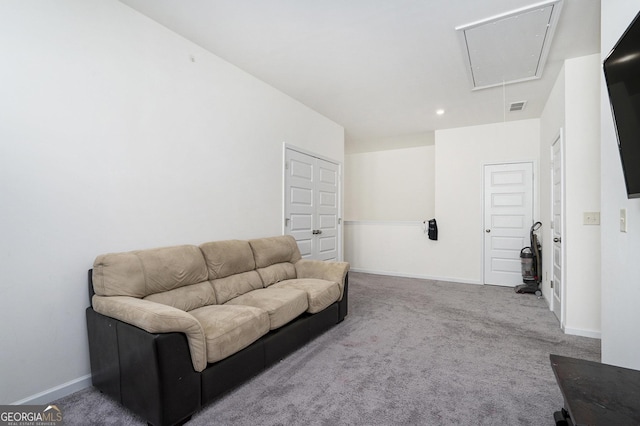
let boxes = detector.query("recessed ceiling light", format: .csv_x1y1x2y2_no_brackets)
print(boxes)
436,109,445,115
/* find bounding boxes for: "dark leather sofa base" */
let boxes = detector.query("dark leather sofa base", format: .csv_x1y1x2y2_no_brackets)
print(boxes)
86,277,348,426
200,338,266,404
86,310,201,426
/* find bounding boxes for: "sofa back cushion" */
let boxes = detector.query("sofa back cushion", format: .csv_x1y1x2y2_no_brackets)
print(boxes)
249,235,301,268
200,240,263,304
144,282,217,311
249,235,301,286
199,240,256,279
92,245,209,299
255,262,297,287
210,271,263,304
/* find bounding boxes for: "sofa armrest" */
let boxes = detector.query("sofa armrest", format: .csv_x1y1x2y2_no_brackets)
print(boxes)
92,295,207,372
294,259,350,300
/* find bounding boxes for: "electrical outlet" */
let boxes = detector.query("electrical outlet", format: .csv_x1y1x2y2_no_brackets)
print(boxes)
620,208,627,232
583,212,600,225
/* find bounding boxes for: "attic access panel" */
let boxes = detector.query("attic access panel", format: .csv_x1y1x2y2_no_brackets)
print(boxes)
456,0,563,90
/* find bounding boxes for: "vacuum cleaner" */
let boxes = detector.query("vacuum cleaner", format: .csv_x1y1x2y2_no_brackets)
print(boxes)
515,221,542,296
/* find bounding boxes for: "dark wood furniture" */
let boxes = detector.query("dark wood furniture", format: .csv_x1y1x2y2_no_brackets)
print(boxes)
550,354,640,425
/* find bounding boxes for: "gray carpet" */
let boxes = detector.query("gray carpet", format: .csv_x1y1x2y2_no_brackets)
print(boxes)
54,272,600,425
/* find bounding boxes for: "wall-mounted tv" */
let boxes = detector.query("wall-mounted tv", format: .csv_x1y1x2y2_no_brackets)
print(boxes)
603,10,640,199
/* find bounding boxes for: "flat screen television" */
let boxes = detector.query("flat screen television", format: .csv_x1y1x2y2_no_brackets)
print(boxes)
603,10,640,199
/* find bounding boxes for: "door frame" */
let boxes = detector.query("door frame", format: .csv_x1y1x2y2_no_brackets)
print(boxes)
283,143,344,260
550,129,566,328
482,160,538,285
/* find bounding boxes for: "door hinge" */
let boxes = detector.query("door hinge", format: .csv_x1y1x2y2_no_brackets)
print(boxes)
285,218,290,227
338,218,342,225
285,161,289,170
550,280,554,289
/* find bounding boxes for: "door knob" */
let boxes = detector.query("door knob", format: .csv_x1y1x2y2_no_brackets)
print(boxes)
485,229,491,233
554,237,561,243
312,230,323,235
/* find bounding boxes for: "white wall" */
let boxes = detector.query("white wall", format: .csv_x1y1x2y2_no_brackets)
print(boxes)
0,0,343,404
600,0,640,369
434,119,541,283
346,131,435,155
344,145,436,280
345,119,540,283
345,145,435,221
539,54,603,338
564,54,602,337
539,54,602,338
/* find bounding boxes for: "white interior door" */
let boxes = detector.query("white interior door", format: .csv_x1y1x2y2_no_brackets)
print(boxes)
551,134,564,324
285,148,341,261
315,159,340,260
286,149,314,258
483,162,534,286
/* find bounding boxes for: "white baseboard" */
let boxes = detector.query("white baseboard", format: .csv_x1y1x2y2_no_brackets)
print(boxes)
563,327,601,340
349,268,483,285
11,374,92,405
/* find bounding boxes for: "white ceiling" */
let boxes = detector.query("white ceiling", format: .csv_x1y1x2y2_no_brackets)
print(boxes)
118,0,600,153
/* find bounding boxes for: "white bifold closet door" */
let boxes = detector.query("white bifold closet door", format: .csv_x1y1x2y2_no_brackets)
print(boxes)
284,148,340,261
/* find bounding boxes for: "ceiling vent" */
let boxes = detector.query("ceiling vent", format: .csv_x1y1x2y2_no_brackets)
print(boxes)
509,101,527,112
456,0,564,90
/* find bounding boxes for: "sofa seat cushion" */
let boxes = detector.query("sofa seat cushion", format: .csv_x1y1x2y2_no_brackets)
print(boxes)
189,305,269,364
225,288,308,330
270,278,340,314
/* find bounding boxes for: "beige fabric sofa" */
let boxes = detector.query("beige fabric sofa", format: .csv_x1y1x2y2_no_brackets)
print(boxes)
86,235,349,426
